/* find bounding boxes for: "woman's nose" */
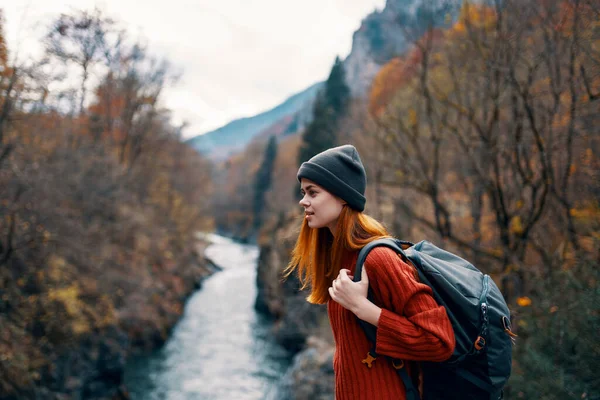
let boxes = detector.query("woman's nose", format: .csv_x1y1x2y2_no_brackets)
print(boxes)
299,196,309,207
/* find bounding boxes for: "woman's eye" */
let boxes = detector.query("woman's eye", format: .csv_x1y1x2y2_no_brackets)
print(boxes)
309,191,316,197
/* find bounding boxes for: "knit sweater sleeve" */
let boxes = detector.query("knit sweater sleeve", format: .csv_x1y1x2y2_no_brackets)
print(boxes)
363,246,455,362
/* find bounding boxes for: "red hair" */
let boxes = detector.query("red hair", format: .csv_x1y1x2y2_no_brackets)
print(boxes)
285,205,391,304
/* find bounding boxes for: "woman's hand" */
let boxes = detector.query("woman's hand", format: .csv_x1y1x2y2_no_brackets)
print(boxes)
329,267,382,325
328,268,367,311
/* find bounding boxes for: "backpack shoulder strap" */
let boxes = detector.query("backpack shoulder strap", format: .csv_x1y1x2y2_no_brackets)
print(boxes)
352,238,415,340
354,238,411,282
353,238,405,343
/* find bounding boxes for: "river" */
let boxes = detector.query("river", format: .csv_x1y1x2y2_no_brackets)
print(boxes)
124,233,291,399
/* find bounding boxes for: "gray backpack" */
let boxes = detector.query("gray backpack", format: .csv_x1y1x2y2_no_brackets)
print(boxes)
354,238,515,400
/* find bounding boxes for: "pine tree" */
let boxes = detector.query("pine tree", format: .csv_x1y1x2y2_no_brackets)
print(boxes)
297,56,350,166
253,136,278,232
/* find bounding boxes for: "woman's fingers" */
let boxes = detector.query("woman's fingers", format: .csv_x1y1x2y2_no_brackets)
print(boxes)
336,269,355,281
329,265,372,312
328,286,336,300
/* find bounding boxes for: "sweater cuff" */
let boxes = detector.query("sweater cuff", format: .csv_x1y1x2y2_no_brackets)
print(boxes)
375,308,425,356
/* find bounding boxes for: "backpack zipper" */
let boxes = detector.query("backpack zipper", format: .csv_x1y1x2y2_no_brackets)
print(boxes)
474,275,491,352
480,274,490,308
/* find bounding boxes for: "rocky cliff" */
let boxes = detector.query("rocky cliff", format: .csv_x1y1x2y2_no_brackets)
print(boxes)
343,0,458,96
254,211,332,353
267,336,335,400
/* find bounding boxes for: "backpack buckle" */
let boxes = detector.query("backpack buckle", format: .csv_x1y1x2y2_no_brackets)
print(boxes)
392,359,405,369
474,336,486,351
361,352,377,368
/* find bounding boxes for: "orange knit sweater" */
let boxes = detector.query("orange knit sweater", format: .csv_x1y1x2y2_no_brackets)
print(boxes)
328,247,456,400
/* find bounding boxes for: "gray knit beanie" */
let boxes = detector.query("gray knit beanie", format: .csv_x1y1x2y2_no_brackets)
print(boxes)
297,144,367,211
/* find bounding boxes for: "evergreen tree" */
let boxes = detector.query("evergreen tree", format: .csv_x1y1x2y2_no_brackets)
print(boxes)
324,56,350,116
297,56,350,166
253,136,278,232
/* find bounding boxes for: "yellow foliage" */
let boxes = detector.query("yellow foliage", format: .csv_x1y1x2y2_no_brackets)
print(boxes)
408,108,417,126
518,319,528,327
48,255,69,282
504,264,516,273
46,283,116,335
450,2,497,35
570,206,600,220
47,285,90,334
517,296,532,307
47,285,80,314
148,172,171,208
510,216,524,235
454,21,466,33
582,148,593,166
490,248,503,258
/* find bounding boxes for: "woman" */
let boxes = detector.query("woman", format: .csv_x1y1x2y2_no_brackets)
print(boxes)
285,144,456,400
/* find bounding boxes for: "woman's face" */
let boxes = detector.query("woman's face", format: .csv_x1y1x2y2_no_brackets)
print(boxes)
299,178,346,234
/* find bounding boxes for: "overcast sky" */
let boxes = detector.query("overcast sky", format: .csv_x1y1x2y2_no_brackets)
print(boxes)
2,0,386,139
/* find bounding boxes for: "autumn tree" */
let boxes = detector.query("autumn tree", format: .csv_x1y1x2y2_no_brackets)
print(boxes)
88,40,176,166
371,0,598,292
365,1,599,396
0,8,214,398
45,7,116,115
0,9,18,166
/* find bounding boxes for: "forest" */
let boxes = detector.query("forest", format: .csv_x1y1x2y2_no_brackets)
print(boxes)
0,0,598,398
0,8,214,398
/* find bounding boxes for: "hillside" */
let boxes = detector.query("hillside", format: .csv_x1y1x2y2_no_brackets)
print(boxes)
185,82,322,161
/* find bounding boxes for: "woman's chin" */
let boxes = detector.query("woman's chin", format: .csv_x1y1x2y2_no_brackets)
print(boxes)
307,219,321,229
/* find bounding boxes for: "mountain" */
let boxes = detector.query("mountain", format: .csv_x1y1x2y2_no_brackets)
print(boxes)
185,82,322,161
344,0,459,96
185,0,458,163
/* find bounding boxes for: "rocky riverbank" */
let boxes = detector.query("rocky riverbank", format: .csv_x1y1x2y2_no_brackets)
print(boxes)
254,211,336,399
0,236,220,400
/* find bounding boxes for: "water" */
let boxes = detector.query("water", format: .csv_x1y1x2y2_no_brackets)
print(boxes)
124,234,291,399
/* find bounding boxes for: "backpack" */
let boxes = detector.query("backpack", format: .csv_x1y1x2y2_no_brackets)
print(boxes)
353,238,516,400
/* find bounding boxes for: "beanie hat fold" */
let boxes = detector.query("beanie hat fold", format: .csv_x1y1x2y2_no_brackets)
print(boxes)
297,162,366,211
297,144,367,212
